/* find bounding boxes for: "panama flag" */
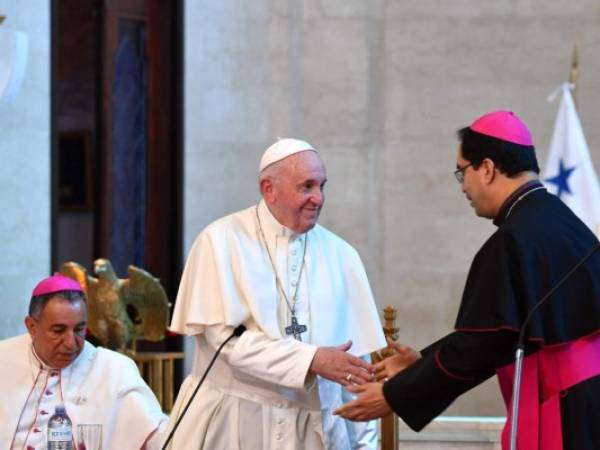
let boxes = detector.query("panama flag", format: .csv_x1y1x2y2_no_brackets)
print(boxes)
542,83,600,236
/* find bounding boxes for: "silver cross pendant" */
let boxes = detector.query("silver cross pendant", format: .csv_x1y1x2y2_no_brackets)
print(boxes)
285,315,307,341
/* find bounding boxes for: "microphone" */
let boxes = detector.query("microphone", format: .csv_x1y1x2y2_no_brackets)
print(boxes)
509,242,600,450
161,324,247,450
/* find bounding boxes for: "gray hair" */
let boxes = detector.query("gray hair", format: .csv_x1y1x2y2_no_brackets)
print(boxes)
28,290,86,320
258,159,284,187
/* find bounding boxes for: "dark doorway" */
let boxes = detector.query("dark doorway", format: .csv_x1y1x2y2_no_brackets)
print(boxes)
52,0,183,380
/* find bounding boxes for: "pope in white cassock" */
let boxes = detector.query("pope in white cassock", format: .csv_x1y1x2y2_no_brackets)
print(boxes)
0,274,168,450
165,138,386,450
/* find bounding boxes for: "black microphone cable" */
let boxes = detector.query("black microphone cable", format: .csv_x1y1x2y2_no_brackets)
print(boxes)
516,242,600,348
161,324,247,450
509,242,600,450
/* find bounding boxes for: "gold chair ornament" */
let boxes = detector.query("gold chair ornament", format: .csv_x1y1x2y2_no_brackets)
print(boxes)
60,258,170,350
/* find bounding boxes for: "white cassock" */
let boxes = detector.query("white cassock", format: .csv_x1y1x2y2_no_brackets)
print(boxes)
166,200,386,450
0,333,167,450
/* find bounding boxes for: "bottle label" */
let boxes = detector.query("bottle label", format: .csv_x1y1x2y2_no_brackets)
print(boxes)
48,427,72,441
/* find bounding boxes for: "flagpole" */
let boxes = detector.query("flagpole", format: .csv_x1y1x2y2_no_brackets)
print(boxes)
568,44,579,108
566,44,600,241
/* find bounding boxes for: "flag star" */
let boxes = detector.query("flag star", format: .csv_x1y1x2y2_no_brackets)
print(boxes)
545,159,577,198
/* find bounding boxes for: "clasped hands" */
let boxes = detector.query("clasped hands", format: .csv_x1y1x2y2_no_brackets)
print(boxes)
333,337,421,421
309,340,375,386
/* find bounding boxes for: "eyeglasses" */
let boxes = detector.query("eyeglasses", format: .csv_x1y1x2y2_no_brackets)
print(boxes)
454,163,472,183
454,163,473,184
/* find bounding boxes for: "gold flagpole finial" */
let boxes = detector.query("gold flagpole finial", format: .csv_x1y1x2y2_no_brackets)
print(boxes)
568,44,579,108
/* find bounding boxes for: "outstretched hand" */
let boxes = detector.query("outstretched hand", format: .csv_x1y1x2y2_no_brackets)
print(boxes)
374,337,421,382
310,340,375,386
333,382,391,421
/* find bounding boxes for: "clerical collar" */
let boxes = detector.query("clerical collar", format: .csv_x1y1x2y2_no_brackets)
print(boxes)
493,180,545,227
257,200,303,239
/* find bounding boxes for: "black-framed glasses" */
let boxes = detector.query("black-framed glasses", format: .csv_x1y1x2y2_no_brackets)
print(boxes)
454,163,473,183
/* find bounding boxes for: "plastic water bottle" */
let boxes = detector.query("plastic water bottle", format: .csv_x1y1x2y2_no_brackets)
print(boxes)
47,405,73,450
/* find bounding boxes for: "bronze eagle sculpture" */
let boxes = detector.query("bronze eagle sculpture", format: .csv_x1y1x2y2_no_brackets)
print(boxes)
59,258,170,350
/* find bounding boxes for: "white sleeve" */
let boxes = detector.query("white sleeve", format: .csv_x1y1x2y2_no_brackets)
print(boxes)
107,353,169,450
142,419,169,450
203,322,318,390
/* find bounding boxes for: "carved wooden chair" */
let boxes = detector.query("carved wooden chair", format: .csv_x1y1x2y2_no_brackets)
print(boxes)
131,350,184,412
372,306,400,450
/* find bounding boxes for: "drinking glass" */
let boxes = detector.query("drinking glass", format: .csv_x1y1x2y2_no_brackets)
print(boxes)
77,424,102,450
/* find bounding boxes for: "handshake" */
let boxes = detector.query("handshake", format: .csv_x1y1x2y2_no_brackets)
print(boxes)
309,337,420,387
307,337,421,422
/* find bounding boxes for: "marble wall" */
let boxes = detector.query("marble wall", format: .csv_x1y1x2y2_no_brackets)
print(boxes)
0,1,51,339
183,0,600,416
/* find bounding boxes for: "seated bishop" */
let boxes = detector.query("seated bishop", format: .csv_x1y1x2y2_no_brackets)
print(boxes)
0,274,168,449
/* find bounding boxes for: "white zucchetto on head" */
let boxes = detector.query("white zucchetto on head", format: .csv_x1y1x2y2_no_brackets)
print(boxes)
259,138,317,172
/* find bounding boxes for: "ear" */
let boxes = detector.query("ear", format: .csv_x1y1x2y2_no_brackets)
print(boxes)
260,177,276,204
25,316,36,337
481,158,497,184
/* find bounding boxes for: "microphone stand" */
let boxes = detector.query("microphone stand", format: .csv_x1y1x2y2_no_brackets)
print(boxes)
509,243,600,450
161,324,247,450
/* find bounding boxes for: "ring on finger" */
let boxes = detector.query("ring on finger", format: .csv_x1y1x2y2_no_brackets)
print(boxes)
345,373,352,382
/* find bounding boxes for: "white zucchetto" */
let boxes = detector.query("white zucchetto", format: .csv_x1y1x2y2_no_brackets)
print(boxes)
259,138,317,172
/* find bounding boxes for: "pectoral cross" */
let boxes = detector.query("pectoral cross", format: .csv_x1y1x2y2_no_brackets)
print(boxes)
285,315,307,341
